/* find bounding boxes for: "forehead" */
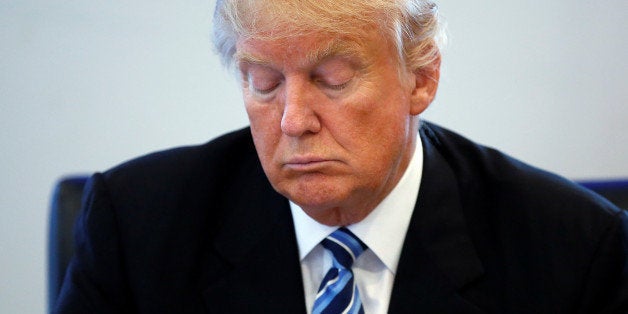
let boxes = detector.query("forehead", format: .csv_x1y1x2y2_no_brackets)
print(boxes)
234,32,380,70
227,0,387,40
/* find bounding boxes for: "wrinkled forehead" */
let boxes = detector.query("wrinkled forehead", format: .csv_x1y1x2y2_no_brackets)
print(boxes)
234,34,372,70
223,0,387,41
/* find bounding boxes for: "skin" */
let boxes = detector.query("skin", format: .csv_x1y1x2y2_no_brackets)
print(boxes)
235,28,440,226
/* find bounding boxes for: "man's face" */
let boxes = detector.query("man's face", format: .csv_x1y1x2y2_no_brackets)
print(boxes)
235,29,436,226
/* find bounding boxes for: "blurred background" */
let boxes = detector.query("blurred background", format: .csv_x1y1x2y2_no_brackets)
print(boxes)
1,0,626,312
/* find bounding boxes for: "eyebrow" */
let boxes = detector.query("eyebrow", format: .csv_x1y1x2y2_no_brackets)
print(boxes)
305,39,365,66
234,38,366,69
234,51,272,67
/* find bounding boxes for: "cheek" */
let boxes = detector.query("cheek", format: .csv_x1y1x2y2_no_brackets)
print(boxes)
245,99,279,131
331,95,411,168
333,93,409,143
245,101,283,162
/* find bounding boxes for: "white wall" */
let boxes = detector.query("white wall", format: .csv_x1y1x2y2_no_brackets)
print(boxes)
429,0,628,179
1,0,626,312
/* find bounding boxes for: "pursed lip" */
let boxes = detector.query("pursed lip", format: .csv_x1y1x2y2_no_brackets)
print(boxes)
283,156,338,170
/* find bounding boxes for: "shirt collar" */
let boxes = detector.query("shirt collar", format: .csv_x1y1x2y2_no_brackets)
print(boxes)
290,137,423,274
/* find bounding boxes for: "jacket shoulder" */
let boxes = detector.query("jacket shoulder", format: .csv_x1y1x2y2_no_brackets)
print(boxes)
420,121,628,312
420,121,622,235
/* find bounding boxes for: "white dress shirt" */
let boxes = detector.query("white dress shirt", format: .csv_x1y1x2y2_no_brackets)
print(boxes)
290,138,423,314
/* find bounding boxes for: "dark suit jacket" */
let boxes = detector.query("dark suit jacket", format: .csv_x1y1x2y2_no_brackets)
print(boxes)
56,122,628,313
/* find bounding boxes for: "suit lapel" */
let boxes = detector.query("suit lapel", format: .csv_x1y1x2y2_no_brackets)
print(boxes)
200,155,306,313
388,124,486,313
198,124,486,313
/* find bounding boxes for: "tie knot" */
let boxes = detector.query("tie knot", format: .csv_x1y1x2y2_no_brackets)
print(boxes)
322,227,367,269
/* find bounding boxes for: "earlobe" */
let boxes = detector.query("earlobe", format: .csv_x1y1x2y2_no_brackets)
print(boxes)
409,55,441,116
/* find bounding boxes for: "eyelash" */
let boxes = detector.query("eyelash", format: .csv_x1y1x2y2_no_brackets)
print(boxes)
313,77,351,92
247,79,351,96
252,84,279,95
325,82,349,91
244,74,280,95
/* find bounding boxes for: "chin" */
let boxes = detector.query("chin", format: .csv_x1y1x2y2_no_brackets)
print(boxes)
279,179,350,210
286,189,342,211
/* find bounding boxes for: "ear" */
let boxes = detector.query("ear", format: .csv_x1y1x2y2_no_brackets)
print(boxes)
409,54,441,116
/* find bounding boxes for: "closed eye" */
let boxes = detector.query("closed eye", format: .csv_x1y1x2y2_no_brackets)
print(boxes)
238,62,283,97
251,82,281,95
326,82,349,91
315,78,351,93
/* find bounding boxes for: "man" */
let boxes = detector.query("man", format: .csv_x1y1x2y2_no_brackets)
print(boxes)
56,0,628,313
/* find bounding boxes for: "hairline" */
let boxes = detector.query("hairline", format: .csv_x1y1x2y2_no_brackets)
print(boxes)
213,0,445,78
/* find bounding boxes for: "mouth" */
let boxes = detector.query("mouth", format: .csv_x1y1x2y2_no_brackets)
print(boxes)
283,157,338,171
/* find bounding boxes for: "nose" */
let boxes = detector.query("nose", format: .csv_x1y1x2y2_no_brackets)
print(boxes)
280,79,321,137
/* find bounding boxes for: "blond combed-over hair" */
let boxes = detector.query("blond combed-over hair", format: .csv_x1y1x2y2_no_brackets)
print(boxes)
212,0,445,73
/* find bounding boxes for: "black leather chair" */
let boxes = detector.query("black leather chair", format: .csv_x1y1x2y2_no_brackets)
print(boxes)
47,175,88,312
579,179,628,209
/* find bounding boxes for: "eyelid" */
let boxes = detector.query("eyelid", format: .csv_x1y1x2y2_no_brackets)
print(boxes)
251,82,280,95
312,59,358,91
319,80,350,91
242,65,283,96
248,76,283,98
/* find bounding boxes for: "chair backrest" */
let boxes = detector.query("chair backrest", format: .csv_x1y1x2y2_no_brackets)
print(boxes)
579,179,628,210
47,175,88,312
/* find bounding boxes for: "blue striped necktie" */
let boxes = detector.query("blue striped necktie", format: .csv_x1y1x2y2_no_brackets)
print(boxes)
312,227,368,314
